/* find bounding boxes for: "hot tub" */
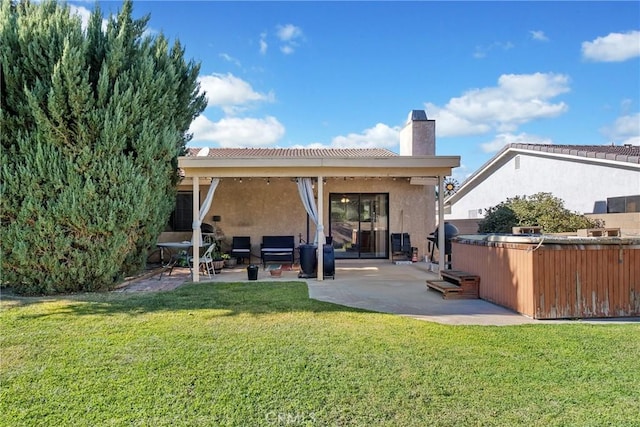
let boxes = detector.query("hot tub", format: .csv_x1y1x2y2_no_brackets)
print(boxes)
452,234,640,319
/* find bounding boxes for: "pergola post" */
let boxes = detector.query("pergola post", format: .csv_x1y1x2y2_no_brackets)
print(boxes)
317,175,324,281
192,176,200,282
437,175,446,273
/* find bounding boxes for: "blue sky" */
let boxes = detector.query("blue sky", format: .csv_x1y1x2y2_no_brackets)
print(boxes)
70,1,640,182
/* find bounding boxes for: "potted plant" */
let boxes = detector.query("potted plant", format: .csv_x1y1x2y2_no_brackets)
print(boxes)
222,253,237,268
176,250,190,268
211,247,225,273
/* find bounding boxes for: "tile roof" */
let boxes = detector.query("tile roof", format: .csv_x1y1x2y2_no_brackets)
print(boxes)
507,143,640,164
445,143,639,204
186,148,397,158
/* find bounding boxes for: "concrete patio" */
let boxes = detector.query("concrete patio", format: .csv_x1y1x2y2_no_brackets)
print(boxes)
119,260,536,326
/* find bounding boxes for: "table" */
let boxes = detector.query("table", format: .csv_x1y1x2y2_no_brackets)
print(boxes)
156,241,213,279
156,241,194,278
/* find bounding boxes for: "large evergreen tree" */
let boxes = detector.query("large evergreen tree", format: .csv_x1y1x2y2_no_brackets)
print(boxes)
1,0,206,294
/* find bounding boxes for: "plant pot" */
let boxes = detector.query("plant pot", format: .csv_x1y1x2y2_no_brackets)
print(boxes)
212,260,225,273
270,269,282,277
224,258,237,268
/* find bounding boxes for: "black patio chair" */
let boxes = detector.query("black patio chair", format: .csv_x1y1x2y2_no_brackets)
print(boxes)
391,233,411,261
230,236,251,264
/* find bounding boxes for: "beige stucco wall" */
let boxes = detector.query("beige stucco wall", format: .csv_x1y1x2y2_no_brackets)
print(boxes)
168,176,435,261
586,212,640,237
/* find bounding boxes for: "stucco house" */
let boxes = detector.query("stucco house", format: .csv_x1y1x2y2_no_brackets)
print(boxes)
162,110,460,281
444,143,640,232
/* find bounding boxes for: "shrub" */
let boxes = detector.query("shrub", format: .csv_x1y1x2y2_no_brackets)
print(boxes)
0,0,206,294
477,192,601,234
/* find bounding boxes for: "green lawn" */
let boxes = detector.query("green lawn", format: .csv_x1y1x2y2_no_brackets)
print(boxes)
1,281,639,426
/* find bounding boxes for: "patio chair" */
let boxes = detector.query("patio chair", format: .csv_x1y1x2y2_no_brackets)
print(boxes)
230,236,251,264
189,243,216,278
391,233,411,261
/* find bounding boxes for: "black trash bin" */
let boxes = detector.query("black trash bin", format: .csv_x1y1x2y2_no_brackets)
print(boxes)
247,264,259,281
298,244,317,278
323,244,335,279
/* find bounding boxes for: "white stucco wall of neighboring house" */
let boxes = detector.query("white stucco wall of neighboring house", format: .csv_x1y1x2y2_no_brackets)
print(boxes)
447,152,640,219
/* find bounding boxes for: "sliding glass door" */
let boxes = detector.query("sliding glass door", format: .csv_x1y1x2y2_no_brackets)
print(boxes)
329,193,388,259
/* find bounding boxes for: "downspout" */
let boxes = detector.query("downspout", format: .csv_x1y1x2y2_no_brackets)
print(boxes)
438,175,446,273
192,176,200,282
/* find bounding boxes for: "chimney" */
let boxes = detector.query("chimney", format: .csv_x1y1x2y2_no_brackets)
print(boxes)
399,110,435,156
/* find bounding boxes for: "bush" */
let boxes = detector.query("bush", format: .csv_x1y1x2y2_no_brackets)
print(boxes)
477,192,601,234
0,0,206,294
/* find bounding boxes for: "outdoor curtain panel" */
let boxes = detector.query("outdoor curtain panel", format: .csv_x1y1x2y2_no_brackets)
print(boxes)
297,177,325,245
192,178,220,246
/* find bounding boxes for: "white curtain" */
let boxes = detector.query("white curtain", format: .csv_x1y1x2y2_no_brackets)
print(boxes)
297,178,325,245
192,178,220,246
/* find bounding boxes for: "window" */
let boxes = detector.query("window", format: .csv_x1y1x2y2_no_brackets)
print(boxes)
169,192,193,231
514,155,521,170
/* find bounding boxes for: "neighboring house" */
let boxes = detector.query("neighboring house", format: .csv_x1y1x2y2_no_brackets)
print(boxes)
444,143,640,224
162,110,460,281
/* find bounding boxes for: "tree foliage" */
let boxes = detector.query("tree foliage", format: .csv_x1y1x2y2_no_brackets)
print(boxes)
1,0,206,294
477,192,601,234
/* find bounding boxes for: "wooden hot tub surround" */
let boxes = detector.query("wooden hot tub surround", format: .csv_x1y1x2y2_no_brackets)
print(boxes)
451,235,640,320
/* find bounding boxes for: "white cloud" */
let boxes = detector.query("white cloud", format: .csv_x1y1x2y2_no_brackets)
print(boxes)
276,24,304,54
623,136,640,146
530,30,549,42
219,53,241,67
189,115,285,147
69,4,156,37
425,72,570,137
600,112,640,145
280,45,295,55
423,105,491,137
69,5,92,29
620,98,634,114
480,132,554,153
259,32,268,55
582,30,640,62
473,41,514,59
329,123,400,149
288,123,400,150
198,73,274,114
277,24,303,42
69,4,109,31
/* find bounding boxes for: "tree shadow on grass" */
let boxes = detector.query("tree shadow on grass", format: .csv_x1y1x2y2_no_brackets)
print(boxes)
4,281,373,319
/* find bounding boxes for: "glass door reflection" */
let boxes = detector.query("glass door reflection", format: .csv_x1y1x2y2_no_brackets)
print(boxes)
329,193,388,259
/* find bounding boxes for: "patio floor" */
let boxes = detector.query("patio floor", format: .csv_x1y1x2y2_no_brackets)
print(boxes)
118,260,536,326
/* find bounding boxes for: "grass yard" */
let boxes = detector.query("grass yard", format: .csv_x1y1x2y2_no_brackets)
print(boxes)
1,281,639,426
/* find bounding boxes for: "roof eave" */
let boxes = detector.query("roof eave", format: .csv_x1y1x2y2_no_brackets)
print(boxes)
445,144,640,206
178,155,460,178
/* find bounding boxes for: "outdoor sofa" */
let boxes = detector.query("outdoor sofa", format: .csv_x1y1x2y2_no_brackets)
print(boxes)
260,235,295,268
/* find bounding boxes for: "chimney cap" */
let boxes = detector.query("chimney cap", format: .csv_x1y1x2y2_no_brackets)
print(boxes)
408,110,428,122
